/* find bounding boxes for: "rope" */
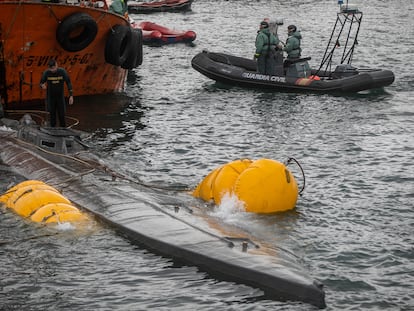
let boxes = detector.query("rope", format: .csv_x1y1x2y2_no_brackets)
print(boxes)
4,1,23,41
5,109,80,128
285,157,306,195
2,109,187,192
46,5,61,24
75,160,191,192
3,122,190,192
5,109,48,125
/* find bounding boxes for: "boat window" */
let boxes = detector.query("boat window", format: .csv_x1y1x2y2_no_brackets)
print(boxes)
41,140,56,148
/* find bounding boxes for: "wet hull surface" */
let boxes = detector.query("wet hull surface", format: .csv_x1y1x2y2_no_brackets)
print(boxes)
0,130,326,308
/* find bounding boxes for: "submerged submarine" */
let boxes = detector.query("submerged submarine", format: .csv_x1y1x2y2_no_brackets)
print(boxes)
0,115,326,308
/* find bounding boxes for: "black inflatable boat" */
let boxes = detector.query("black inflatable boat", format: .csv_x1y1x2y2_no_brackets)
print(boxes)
191,51,394,93
191,4,395,94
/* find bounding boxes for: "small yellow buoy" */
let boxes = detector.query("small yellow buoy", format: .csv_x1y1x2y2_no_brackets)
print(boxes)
193,158,299,214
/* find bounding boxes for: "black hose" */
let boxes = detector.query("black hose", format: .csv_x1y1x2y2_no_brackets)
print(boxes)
285,157,306,195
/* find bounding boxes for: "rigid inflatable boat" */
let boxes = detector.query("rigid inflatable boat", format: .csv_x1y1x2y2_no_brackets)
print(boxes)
191,51,394,93
127,0,193,14
191,5,395,94
0,114,326,309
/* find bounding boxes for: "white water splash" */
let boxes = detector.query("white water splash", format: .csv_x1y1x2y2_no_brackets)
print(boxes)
209,192,247,225
55,222,76,231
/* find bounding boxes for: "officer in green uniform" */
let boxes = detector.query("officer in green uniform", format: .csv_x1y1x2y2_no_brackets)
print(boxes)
40,59,73,127
283,25,302,59
254,21,280,75
109,0,127,16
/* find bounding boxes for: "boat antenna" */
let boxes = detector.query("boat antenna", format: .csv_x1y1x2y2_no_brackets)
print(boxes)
316,0,363,74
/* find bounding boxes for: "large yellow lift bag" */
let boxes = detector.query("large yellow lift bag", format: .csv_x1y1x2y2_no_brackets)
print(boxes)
1,180,88,224
235,159,298,213
31,203,88,223
11,188,71,217
0,180,47,204
211,159,253,204
193,158,298,214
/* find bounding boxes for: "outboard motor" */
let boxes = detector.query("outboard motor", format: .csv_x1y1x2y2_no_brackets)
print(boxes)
285,57,312,78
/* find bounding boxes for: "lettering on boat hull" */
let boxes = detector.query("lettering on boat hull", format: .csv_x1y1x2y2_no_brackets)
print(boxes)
242,72,286,82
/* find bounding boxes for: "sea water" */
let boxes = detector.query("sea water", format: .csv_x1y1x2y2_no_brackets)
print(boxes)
1,0,413,310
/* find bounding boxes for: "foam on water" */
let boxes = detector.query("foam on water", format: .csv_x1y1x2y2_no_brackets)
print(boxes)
54,222,76,232
208,192,246,224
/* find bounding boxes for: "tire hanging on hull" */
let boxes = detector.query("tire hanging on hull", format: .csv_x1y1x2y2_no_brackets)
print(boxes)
122,28,143,69
105,25,131,67
56,13,98,52
105,25,142,69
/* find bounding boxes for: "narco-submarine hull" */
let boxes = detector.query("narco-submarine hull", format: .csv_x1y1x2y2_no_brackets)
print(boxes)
0,117,326,309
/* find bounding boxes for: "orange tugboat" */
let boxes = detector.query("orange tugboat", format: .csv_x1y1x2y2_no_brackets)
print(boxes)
0,0,143,108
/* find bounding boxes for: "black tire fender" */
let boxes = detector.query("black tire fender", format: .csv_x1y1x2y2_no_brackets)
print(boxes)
105,25,133,67
121,28,143,69
134,28,144,67
57,13,98,52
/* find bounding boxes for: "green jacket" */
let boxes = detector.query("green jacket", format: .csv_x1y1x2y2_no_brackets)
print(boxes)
283,31,302,59
255,28,279,56
109,0,127,15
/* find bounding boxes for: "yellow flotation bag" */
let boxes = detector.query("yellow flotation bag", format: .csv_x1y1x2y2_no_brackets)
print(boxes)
192,165,221,201
192,159,253,203
0,180,88,224
193,158,299,214
6,184,68,216
0,180,46,204
30,203,87,223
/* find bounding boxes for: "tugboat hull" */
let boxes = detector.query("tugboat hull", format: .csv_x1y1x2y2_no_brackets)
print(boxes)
0,3,142,107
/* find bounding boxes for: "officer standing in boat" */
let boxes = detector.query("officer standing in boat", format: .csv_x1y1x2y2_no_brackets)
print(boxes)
283,25,302,60
40,59,73,127
254,21,280,75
